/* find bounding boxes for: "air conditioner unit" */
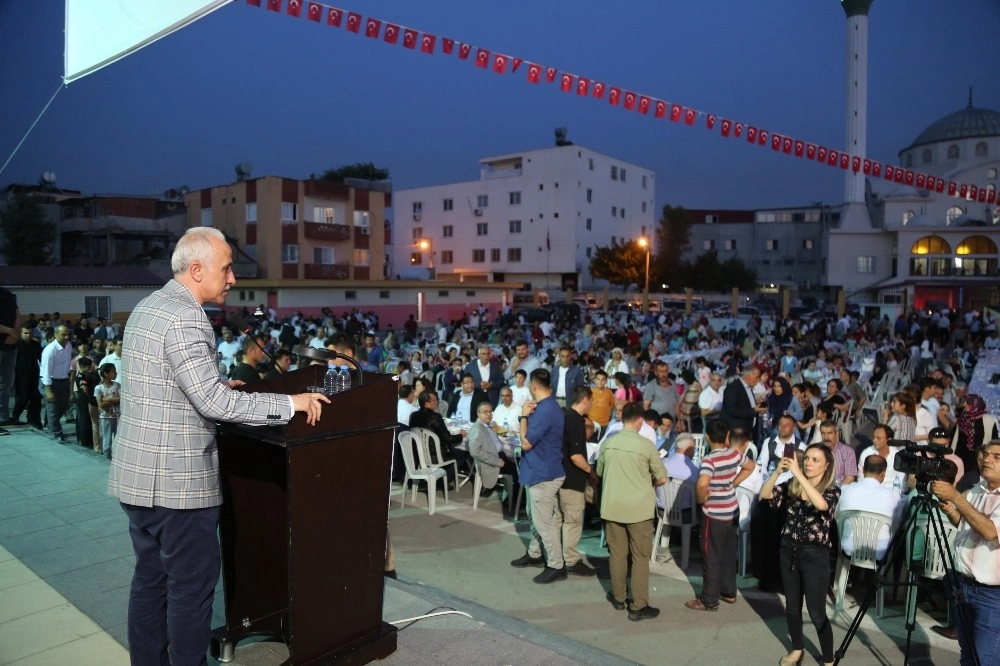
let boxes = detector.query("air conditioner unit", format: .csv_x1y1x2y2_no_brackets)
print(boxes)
360,227,370,236
706,214,719,224
413,214,421,221
473,208,483,216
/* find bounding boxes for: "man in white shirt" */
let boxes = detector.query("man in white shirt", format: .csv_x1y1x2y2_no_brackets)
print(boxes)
40,324,74,441
757,413,803,472
698,373,724,421
492,387,522,432
396,385,417,427
836,455,904,559
216,327,241,375
99,338,124,380
857,424,906,493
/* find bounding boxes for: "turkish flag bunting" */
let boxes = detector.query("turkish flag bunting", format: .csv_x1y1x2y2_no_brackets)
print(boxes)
707,114,717,130
852,156,861,172
403,29,418,49
247,0,262,6
306,2,322,21
817,146,828,163
721,119,731,137
806,144,817,160
794,140,805,157
783,137,793,154
576,77,589,96
527,64,541,83
969,185,978,200
608,87,621,106
935,177,945,193
872,162,882,178
592,81,605,99
771,133,782,151
884,165,895,181
759,130,768,146
959,184,968,198
670,104,682,122
747,127,757,143
685,108,696,125
655,101,667,119
827,149,838,166
442,38,454,54
545,67,557,83
493,54,506,73
638,96,651,115
948,182,957,196
475,49,490,68
863,159,872,174
916,173,926,188
988,189,997,204
839,153,849,170
266,0,281,11
421,34,435,53
346,12,361,33
458,43,471,59
904,170,914,185
365,18,380,38
326,8,342,26
512,58,523,72
561,73,574,92
383,23,399,44
286,0,302,17
734,122,744,138
977,187,987,203
894,169,904,183
623,91,637,110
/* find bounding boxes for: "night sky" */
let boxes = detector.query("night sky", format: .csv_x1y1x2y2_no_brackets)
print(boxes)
1,0,997,213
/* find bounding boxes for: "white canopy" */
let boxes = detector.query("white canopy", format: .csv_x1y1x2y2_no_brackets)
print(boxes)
64,0,230,84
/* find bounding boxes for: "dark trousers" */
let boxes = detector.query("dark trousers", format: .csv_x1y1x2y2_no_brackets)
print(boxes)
700,513,739,606
122,503,221,666
780,540,834,663
74,395,93,448
12,378,41,426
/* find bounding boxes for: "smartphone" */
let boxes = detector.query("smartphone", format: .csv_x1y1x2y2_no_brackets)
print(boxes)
782,444,796,459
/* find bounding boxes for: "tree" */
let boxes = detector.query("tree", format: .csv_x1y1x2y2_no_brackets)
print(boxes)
674,251,757,292
589,239,647,288
0,194,57,265
651,204,693,289
318,162,390,183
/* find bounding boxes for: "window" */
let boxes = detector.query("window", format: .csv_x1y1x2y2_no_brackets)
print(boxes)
611,236,617,245
281,202,297,221
589,158,594,170
585,247,592,258
200,209,212,226
611,165,618,180
438,290,449,297
612,206,617,216
472,249,485,263
490,248,501,262
857,256,876,273
724,239,736,251
245,203,257,222
554,212,560,218
509,191,521,205
84,296,111,319
539,183,544,190
988,168,998,179
947,144,960,159
975,142,988,157
957,235,998,255
620,168,626,182
345,291,357,300
509,219,521,233
313,247,334,264
442,225,453,238
642,175,647,189
766,239,779,251
802,239,814,250
466,290,476,297
412,201,423,214
410,252,422,266
946,206,964,224
554,182,559,188
379,290,390,299
586,218,592,230
508,248,521,262
353,211,370,227
238,290,255,301
703,240,715,251
902,210,915,225
412,227,423,240
905,153,913,168
313,206,335,224
586,188,592,203
476,194,488,208
911,235,952,254
620,208,625,218
353,249,370,266
922,149,932,164
443,198,453,211
281,244,299,263
642,202,647,213
440,250,453,264
476,222,488,236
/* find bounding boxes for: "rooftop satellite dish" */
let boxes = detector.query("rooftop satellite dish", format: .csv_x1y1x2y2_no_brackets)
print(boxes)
41,171,56,184
554,127,570,146
178,185,190,196
235,162,253,181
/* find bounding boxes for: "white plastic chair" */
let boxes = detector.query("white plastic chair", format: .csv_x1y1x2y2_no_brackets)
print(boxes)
397,431,448,515
651,479,699,568
735,486,757,577
834,509,894,616
412,427,464,488
690,434,708,463
905,512,957,627
472,459,514,511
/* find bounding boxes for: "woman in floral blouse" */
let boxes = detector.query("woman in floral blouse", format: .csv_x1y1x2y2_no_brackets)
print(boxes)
761,443,840,666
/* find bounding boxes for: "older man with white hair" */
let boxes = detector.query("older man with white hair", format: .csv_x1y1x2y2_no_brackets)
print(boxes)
658,434,699,510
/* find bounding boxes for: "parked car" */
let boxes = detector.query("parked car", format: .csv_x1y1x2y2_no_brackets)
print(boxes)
518,308,552,323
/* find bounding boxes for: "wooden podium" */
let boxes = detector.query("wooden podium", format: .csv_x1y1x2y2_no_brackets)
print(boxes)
213,363,398,665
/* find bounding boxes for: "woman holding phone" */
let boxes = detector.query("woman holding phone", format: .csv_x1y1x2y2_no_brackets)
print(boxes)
760,444,840,666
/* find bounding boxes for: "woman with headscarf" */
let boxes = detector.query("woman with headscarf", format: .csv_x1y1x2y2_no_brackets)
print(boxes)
953,394,999,490
767,377,794,424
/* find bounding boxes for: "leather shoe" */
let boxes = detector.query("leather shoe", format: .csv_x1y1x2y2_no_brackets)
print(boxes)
510,553,545,568
606,590,626,611
566,561,597,576
479,488,494,498
628,605,660,621
930,625,958,640
532,566,567,584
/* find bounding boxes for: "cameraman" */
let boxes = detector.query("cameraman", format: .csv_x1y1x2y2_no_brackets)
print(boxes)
930,440,1000,665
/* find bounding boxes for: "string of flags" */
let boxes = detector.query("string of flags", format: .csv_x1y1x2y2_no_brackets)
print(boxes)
246,0,996,206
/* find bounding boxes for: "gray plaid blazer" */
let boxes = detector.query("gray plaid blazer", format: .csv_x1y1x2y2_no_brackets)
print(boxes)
108,280,292,509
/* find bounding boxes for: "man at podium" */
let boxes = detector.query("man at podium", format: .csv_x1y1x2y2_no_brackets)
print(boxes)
108,227,330,666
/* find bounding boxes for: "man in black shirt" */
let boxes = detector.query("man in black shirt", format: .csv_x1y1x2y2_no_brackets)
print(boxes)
229,335,265,385
561,386,597,576
0,285,22,430
12,324,42,428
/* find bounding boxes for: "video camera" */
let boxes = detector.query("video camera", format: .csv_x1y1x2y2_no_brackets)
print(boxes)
891,439,952,493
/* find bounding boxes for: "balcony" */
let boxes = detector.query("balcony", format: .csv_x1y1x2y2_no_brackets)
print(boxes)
304,222,351,242
353,266,370,280
304,262,350,280
304,180,350,200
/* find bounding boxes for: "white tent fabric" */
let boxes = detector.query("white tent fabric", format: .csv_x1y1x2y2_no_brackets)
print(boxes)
64,0,230,84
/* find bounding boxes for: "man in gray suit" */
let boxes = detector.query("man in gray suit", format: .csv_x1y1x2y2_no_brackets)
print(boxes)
108,227,329,666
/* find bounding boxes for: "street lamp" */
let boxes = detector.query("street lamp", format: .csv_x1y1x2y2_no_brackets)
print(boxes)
637,236,651,313
417,238,435,279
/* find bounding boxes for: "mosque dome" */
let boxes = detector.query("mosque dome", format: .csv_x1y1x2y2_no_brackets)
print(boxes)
906,104,1000,150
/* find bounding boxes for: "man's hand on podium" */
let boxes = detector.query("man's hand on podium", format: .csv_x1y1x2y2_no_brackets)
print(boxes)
292,392,331,426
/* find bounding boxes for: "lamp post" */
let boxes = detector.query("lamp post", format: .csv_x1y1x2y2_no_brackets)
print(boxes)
417,239,435,279
638,236,651,313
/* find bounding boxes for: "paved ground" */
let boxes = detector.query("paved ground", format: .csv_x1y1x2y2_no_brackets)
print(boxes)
0,423,962,665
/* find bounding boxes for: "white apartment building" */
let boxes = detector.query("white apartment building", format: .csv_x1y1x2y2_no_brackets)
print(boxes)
392,134,656,291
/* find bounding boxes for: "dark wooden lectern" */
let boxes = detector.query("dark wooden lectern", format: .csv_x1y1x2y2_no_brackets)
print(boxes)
213,364,398,665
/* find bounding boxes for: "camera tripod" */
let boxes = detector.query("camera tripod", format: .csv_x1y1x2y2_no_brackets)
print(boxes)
833,490,979,666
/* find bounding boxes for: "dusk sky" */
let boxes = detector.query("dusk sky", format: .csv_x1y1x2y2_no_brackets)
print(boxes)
1,0,998,214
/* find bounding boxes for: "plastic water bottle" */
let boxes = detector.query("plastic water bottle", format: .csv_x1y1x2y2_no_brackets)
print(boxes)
503,419,510,434
892,474,902,494
337,366,352,393
323,362,338,395
768,459,777,476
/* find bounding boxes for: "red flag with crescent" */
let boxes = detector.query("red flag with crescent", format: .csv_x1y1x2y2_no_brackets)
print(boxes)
402,29,418,49
707,115,717,130
806,144,817,160
904,170,914,185
383,23,399,44
561,73,574,92
475,48,490,67
326,7,342,26
458,43,472,59
247,0,262,6
493,54,507,73
827,149,839,166
655,101,667,119
608,87,621,106
794,140,805,157
759,130,768,146
720,119,731,137
442,38,454,54
959,184,968,198
733,122,744,138
545,67,557,83
286,0,302,17
670,104,682,122
783,137,793,154
948,181,957,196
817,146,828,163
421,34,435,54
527,63,541,83
684,108,696,125
747,126,757,143
306,2,322,21
841,153,850,170
576,78,589,96
862,158,872,174
592,81,605,99
511,58,522,72
771,133,782,151
623,91,637,110
346,12,361,33
638,96,651,114
266,0,281,12
916,173,926,188
872,161,882,178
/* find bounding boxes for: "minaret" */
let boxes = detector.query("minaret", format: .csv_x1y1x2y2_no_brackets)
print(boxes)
840,0,874,230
